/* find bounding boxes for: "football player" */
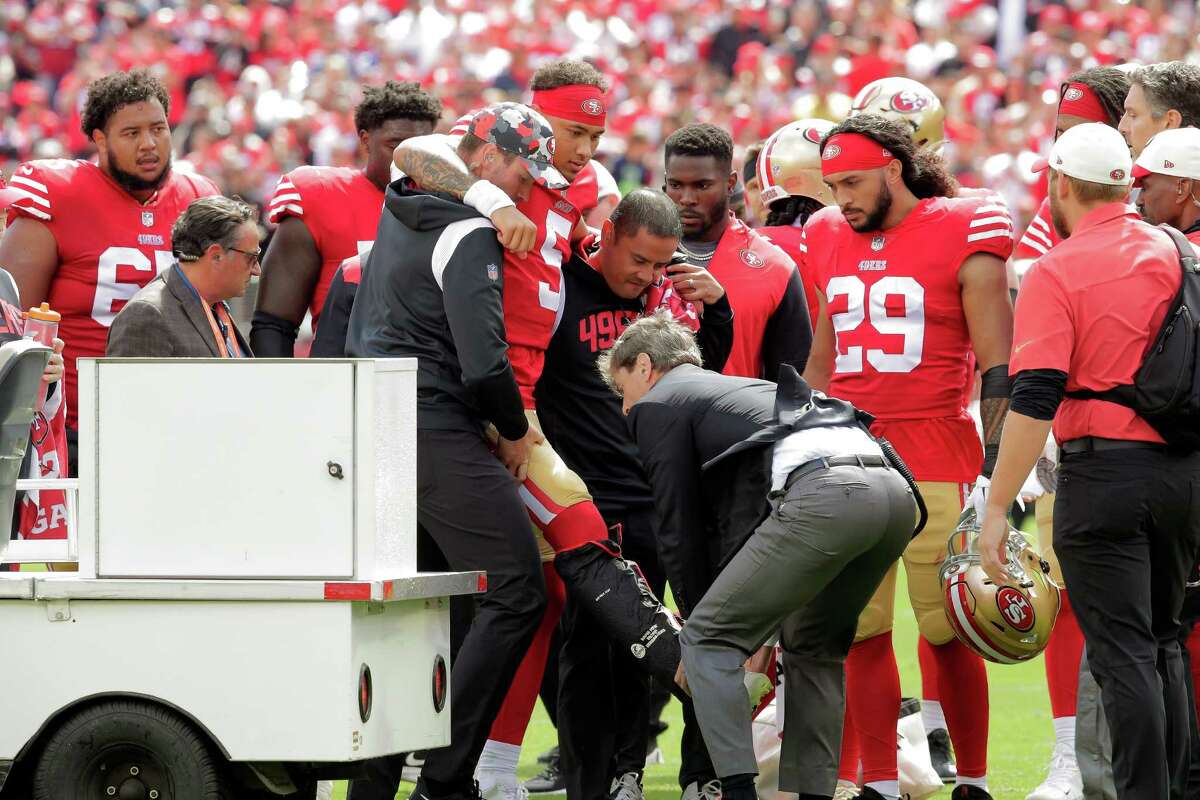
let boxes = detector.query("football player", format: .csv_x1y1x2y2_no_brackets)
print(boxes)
393,101,684,800
663,124,811,381
250,81,441,356
1009,67,1130,800
802,115,1015,800
0,69,220,470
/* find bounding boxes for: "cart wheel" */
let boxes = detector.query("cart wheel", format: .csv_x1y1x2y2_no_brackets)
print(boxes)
33,699,233,800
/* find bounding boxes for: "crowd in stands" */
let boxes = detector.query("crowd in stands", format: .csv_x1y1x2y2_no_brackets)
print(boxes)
2,0,1198,231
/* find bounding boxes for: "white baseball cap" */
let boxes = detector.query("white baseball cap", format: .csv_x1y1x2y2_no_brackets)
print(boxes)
1032,122,1133,186
1133,127,1200,185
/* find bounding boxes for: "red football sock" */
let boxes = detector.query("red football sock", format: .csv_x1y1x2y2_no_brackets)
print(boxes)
1044,591,1084,719
918,634,939,702
487,564,565,744
539,497,610,553
845,632,900,783
930,638,989,779
837,699,861,783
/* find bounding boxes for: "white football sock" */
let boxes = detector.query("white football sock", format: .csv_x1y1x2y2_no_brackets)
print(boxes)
476,740,521,785
956,775,988,790
865,780,900,799
1053,716,1077,752
921,699,947,732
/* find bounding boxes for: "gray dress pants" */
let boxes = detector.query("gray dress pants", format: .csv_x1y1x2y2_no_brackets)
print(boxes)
1077,647,1118,800
679,462,916,797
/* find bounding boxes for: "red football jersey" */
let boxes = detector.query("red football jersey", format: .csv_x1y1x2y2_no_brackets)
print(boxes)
706,214,797,379
563,160,619,218
1014,198,1060,262
504,183,581,406
759,223,819,332
7,159,219,429
804,196,1014,482
266,166,384,324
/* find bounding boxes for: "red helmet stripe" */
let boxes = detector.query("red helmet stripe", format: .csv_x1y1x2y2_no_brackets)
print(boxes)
948,579,1021,664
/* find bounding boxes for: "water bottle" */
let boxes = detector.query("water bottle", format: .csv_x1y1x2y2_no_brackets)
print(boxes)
22,302,59,346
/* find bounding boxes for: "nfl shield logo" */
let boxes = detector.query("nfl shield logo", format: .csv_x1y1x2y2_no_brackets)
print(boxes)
871,235,885,252
141,211,155,228
486,263,499,281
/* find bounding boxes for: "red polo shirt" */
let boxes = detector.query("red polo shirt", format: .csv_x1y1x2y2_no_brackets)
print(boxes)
1010,202,1181,444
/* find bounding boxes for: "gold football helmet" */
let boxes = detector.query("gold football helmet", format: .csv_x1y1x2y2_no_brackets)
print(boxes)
850,77,947,151
756,119,837,208
939,508,1060,664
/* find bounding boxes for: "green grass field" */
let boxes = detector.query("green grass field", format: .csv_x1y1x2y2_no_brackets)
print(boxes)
329,560,1057,800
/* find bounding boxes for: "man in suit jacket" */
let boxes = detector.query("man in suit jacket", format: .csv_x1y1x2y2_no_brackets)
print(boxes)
601,313,921,800
108,196,259,358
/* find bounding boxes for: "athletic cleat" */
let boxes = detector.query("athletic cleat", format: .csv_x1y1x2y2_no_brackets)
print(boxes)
537,746,558,765
480,774,530,800
609,772,645,800
645,738,665,765
409,778,484,800
950,787,993,800
927,728,957,782
402,751,427,784
524,753,566,795
681,779,722,800
834,780,862,799
1025,743,1083,800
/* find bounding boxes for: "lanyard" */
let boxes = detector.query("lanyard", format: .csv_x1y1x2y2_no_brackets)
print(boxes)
200,300,243,358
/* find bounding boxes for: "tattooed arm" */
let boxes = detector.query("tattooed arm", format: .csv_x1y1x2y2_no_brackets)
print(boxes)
961,251,1014,477
393,135,537,254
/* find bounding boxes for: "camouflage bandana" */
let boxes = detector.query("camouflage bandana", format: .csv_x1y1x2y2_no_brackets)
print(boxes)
468,102,567,189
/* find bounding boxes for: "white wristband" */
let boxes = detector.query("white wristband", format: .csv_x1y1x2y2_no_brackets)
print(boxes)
463,180,515,220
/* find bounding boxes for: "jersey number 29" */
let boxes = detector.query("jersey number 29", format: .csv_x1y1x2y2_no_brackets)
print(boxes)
827,275,925,374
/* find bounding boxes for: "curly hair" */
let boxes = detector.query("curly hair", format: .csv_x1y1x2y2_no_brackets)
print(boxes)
353,81,443,132
530,60,609,92
765,195,826,228
820,114,958,200
664,124,735,170
80,69,170,138
1064,66,1131,128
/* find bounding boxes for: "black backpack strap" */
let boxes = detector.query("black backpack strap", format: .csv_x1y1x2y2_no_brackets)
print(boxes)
1066,224,1197,405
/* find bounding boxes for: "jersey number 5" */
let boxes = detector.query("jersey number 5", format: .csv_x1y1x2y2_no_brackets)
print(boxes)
826,275,925,374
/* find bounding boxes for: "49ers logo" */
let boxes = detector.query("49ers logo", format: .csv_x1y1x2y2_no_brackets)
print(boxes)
739,249,765,268
1063,87,1085,102
996,587,1035,632
822,144,842,160
581,98,604,116
891,90,931,113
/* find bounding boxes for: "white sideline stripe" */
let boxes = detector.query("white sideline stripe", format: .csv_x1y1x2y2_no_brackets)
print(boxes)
10,175,48,194
12,202,50,220
970,215,1010,228
518,485,555,526
9,188,49,207
431,217,496,289
967,228,1012,243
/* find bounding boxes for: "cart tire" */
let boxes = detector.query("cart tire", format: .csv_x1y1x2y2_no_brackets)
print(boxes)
33,699,232,800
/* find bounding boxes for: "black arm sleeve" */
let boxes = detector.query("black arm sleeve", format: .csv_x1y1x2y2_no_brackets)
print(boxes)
442,230,528,441
309,269,356,358
1010,369,1068,421
249,310,299,357
629,402,708,617
759,268,812,382
696,294,734,373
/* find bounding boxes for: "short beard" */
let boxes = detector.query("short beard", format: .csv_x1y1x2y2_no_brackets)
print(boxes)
849,183,893,233
693,198,729,241
107,154,172,194
1049,192,1070,239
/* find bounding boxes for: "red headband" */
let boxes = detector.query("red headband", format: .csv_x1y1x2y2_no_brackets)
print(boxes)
531,85,608,126
820,133,895,176
1058,83,1108,124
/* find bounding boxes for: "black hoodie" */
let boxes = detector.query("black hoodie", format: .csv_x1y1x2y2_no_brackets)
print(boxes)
346,183,527,441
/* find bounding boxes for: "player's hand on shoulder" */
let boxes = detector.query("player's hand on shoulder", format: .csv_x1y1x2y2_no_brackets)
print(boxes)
491,206,537,257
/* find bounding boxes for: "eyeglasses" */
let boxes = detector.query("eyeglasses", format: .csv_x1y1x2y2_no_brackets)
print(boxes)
227,247,262,266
